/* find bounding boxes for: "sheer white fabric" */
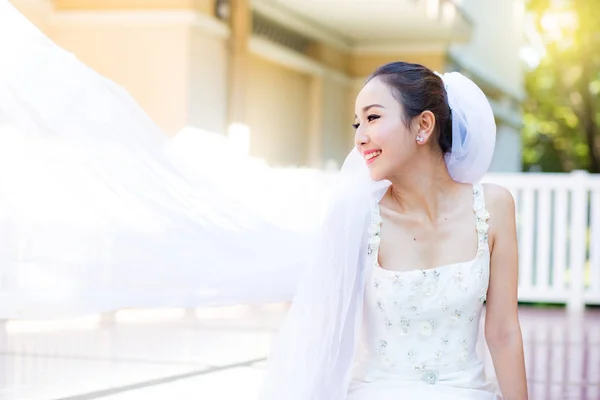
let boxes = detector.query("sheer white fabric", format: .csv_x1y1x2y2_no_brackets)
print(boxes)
0,1,313,319
442,72,497,183
0,2,498,399
260,159,388,399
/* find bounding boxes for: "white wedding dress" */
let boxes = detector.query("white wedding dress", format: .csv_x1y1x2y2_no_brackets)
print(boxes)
347,184,502,400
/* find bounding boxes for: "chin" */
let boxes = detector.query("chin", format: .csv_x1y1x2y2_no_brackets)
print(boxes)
368,167,387,182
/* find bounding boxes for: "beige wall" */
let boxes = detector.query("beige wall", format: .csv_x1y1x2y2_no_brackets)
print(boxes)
246,54,310,166
10,0,53,28
46,20,190,135
320,77,353,167
13,0,226,136
54,0,215,14
188,27,229,134
11,0,460,169
306,42,349,74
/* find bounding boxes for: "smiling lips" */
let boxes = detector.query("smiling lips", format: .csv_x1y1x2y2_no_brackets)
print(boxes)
364,150,381,164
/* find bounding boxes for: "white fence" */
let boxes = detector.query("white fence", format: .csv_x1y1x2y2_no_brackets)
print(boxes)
483,171,600,311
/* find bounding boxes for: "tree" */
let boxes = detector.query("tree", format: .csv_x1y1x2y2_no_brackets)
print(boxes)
524,0,600,173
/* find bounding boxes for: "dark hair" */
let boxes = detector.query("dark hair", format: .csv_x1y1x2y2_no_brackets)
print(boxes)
367,62,452,154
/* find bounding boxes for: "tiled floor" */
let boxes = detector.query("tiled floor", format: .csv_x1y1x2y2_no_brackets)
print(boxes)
518,307,600,399
0,305,598,400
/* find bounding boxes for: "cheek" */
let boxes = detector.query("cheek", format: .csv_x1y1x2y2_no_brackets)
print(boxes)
375,121,408,156
371,121,399,146
378,128,416,177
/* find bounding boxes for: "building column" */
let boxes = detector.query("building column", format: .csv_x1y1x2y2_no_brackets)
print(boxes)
226,0,251,155
307,75,324,168
307,73,356,170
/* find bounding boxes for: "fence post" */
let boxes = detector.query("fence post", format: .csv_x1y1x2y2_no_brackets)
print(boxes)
567,170,588,312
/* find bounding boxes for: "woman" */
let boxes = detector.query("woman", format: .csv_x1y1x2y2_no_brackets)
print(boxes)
347,64,528,398
260,64,527,400
0,2,526,398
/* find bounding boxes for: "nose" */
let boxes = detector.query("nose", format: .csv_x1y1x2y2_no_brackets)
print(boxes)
354,127,368,148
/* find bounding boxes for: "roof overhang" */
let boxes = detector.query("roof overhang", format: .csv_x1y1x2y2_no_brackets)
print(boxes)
251,0,473,53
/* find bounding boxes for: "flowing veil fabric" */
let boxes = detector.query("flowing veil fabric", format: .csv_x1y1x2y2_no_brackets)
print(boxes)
0,3,496,399
259,152,391,399
0,1,313,319
0,8,385,398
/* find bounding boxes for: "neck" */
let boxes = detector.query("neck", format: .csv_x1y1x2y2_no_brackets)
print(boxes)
385,151,458,222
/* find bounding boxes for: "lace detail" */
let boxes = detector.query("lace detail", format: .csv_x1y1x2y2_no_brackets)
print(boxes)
473,183,490,254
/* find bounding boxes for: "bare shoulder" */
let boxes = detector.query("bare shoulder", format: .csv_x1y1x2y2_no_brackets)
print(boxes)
481,183,515,216
481,184,517,250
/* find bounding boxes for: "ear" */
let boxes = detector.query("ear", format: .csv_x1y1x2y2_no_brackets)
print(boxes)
416,111,436,144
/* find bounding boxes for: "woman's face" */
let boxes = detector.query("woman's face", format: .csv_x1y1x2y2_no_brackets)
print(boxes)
354,77,418,182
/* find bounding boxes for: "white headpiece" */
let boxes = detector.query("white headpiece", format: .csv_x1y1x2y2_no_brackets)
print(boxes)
440,71,497,183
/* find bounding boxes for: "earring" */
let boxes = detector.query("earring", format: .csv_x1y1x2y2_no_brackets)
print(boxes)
416,134,425,144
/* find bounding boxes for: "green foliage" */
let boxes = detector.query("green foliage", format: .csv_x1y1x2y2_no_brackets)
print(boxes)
524,0,600,172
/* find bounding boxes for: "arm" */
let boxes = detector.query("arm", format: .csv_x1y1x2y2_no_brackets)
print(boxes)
483,184,528,400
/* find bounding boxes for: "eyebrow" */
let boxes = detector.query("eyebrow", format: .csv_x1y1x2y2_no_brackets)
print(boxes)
355,104,385,118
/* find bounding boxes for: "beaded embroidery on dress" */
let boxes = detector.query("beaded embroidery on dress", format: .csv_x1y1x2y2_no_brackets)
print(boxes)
347,184,502,400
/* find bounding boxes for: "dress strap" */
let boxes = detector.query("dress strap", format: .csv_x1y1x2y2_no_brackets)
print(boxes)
472,184,490,253
368,205,383,264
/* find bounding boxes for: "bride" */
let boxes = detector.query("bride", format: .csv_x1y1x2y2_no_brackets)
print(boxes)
0,2,527,399
345,64,527,399
259,63,528,400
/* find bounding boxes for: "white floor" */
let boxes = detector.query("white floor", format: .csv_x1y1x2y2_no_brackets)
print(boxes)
0,306,598,400
0,305,287,400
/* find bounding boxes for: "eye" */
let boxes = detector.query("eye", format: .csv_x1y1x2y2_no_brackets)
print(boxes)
353,114,380,130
